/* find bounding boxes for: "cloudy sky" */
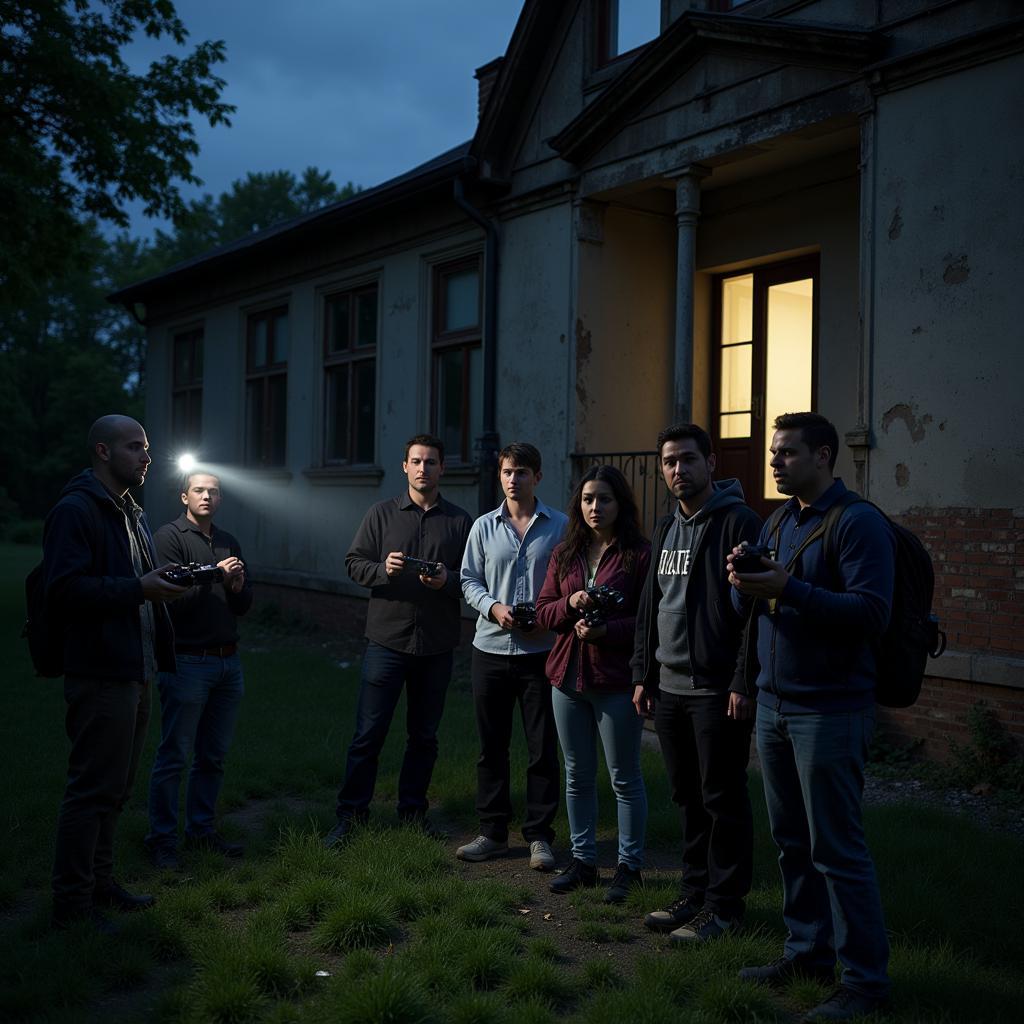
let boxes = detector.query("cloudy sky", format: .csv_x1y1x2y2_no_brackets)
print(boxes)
124,1,525,233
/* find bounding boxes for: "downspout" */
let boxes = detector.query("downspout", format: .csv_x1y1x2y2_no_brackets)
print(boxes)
453,174,500,516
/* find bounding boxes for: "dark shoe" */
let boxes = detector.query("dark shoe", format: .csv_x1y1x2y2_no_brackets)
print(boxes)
52,907,120,936
668,906,741,943
603,863,643,904
644,894,703,932
739,955,836,987
549,857,598,894
184,831,244,858
324,817,358,849
145,842,181,871
801,986,887,1022
93,880,155,913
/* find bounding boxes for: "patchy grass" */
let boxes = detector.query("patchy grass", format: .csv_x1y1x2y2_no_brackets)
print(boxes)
1,542,1023,1021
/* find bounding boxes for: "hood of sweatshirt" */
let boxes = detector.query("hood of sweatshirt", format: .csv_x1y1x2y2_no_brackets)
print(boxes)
690,477,746,522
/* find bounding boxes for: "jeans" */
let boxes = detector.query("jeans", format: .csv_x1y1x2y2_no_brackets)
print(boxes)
53,677,151,913
551,686,646,869
335,642,453,822
757,702,890,998
471,649,559,844
654,690,753,918
147,653,244,847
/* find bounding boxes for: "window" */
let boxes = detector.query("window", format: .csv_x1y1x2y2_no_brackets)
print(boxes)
171,328,203,449
432,257,482,464
711,257,818,514
596,0,661,66
245,307,288,467
323,284,378,465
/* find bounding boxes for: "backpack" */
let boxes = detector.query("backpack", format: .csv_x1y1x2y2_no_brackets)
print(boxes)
22,494,103,678
765,491,946,708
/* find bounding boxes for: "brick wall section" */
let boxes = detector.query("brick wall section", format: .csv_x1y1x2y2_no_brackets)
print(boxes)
895,506,1024,657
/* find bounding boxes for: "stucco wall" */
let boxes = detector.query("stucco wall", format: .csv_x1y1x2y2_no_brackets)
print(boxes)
868,53,1024,512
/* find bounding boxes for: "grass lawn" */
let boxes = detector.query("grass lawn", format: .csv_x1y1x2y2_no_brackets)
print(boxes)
1,540,1022,1022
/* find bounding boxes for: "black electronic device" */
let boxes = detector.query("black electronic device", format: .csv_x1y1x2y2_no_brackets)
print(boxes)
581,585,625,627
731,542,774,574
401,556,443,578
512,601,537,630
164,562,224,586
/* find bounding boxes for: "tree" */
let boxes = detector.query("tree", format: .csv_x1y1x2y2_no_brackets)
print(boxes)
0,0,234,308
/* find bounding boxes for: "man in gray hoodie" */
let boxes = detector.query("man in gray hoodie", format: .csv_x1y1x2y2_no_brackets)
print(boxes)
632,423,761,943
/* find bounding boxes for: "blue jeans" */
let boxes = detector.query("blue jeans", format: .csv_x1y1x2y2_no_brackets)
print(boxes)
551,686,647,870
146,653,244,847
335,642,453,822
756,702,889,998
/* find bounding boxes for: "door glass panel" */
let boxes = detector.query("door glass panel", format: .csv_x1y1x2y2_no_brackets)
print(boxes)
720,412,752,439
272,312,289,364
721,274,752,345
444,270,479,332
250,320,267,370
327,295,349,353
719,344,751,417
764,278,814,499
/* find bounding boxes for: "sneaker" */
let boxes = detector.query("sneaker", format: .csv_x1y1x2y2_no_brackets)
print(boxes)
801,986,887,1022
548,857,598,894
668,906,741,944
145,842,180,871
324,817,359,849
184,831,244,858
92,880,155,912
456,835,509,862
603,863,643,904
739,955,836,987
644,894,703,932
529,840,555,872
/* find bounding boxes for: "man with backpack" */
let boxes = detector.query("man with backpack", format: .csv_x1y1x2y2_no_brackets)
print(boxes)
43,415,187,932
728,412,894,1022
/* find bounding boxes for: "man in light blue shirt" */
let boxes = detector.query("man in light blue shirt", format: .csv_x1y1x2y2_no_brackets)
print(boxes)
458,442,568,870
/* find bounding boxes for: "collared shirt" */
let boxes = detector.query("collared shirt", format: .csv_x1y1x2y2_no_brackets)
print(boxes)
461,497,569,655
345,492,473,656
154,513,254,649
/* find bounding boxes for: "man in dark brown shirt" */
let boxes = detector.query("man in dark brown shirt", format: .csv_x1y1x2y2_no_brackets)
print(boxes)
324,434,472,845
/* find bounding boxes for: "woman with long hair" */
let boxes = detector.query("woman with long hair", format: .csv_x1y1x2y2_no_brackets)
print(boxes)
535,464,651,903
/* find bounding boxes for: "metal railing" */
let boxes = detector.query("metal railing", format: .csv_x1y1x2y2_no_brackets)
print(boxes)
569,450,672,539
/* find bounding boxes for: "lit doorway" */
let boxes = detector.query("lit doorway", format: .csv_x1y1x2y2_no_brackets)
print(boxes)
711,256,818,517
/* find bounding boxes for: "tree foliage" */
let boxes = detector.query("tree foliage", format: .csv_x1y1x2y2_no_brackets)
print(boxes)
0,0,234,307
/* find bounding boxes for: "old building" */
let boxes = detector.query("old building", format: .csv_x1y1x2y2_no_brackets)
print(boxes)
114,0,1024,756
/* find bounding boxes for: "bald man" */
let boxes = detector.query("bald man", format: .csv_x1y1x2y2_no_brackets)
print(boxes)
43,415,187,932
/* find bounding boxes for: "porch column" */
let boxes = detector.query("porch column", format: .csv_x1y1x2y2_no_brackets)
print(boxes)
669,164,709,423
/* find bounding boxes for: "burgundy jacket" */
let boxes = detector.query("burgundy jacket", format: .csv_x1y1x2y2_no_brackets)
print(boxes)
535,540,651,693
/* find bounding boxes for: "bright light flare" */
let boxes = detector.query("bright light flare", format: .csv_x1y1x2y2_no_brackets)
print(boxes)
177,453,197,473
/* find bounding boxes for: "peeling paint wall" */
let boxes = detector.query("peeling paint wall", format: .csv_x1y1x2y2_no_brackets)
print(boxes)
870,53,1024,510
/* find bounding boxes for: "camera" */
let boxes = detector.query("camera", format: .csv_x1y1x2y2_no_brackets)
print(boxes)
731,543,773,574
401,556,443,578
581,585,625,627
512,601,537,630
164,562,224,586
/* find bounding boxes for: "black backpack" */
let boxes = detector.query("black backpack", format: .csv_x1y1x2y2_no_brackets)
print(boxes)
765,491,946,708
22,495,102,678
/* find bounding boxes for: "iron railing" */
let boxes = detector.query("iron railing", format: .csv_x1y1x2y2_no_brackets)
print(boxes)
569,450,672,538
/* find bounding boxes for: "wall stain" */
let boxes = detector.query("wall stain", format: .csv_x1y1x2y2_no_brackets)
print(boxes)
887,207,903,240
911,325,923,335
575,318,592,408
894,463,910,488
881,402,932,443
389,296,414,314
943,254,970,285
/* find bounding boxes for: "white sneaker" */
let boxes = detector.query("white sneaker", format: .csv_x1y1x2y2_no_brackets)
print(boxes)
529,840,555,871
456,835,508,862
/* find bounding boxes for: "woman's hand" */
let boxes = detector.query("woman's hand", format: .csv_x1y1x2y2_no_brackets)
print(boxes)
574,619,606,641
568,590,593,612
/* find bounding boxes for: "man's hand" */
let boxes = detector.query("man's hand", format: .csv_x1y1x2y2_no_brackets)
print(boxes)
218,556,245,594
574,619,606,642
568,590,593,612
727,544,789,598
727,692,754,721
632,684,653,716
419,564,448,590
143,564,190,602
384,551,405,578
490,602,517,629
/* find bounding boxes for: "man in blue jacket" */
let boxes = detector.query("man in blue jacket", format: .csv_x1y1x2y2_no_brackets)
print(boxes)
43,415,187,931
729,412,894,1022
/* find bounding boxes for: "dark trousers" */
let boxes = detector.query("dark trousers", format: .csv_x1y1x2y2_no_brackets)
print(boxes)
654,689,754,918
471,649,559,844
335,642,453,822
52,676,151,914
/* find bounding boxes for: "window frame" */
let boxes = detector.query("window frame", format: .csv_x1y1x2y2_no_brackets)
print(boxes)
431,255,483,465
322,282,379,466
594,0,661,68
245,305,289,468
171,326,203,450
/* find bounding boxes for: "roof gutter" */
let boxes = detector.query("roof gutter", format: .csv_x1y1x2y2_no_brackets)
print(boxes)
453,173,500,516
